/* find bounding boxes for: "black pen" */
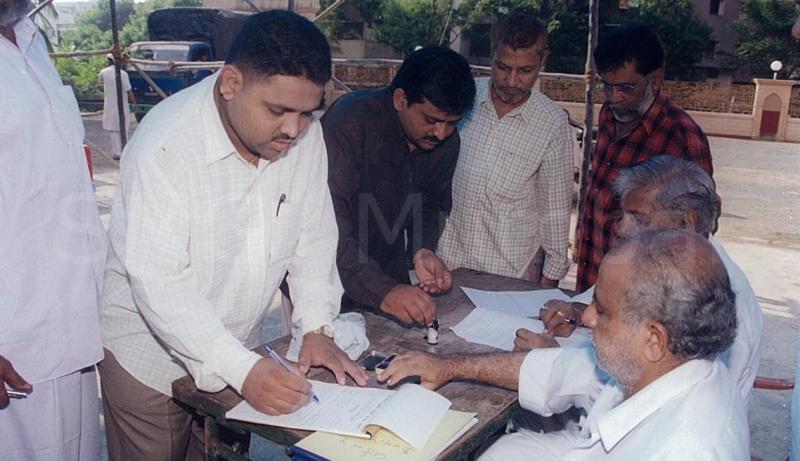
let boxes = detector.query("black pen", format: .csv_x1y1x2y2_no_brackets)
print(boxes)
275,193,286,217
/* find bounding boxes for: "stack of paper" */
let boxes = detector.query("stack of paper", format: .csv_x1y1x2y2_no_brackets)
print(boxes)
291,410,478,461
226,381,451,450
452,287,591,351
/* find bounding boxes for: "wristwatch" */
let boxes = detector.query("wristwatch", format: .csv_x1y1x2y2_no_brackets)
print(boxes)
306,324,335,340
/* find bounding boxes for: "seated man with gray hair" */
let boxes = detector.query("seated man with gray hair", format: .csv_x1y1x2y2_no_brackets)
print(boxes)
378,230,750,459
520,155,763,408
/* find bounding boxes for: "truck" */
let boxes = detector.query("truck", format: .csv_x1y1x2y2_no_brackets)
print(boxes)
126,7,251,116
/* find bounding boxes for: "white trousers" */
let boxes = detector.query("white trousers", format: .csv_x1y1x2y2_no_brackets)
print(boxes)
106,127,129,158
0,367,100,461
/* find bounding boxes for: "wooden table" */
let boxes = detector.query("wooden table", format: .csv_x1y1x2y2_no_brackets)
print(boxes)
172,269,546,461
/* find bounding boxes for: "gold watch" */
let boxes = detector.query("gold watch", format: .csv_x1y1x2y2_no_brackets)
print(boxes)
306,324,334,340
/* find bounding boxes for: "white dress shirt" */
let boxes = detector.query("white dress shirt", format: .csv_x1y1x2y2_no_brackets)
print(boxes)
0,17,107,383
101,74,343,396
98,65,132,131
437,77,573,280
569,236,763,408
481,348,750,460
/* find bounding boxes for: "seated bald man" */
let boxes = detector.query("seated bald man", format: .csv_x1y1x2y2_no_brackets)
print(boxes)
379,230,749,460
524,155,762,408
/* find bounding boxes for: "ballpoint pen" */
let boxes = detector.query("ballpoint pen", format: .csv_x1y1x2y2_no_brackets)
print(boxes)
263,345,320,403
4,388,28,399
543,310,578,334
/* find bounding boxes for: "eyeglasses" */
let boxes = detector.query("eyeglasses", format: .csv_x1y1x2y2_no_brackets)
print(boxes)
599,72,653,95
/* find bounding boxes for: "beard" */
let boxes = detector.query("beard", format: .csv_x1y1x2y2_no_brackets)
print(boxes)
0,0,32,27
610,80,656,123
593,329,643,396
491,80,532,105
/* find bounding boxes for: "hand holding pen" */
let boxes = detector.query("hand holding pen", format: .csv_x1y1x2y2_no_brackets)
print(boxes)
0,355,32,408
265,345,320,403
540,300,585,337
240,348,316,416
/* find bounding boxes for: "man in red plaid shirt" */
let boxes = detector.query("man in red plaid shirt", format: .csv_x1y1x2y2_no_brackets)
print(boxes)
576,25,713,292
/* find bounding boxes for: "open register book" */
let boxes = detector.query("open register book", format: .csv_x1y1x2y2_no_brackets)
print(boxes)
225,380,452,450
290,409,478,461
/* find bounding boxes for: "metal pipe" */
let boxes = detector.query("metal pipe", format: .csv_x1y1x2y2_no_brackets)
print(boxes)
575,0,599,261
109,0,127,151
128,60,169,100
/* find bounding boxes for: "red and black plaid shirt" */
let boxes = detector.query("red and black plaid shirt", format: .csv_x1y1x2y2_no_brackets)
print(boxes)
575,92,713,292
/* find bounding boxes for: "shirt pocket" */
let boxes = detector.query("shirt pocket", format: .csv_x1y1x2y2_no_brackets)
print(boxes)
484,150,535,204
267,193,301,268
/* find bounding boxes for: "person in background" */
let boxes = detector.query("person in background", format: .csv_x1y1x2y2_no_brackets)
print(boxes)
574,25,712,292
99,53,137,160
437,9,573,287
1,0,108,459
321,46,476,326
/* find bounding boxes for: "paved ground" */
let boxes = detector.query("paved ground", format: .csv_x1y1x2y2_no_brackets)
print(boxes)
85,115,799,460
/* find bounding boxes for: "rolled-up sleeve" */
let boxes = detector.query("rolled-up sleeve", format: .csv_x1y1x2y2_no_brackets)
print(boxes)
122,152,260,394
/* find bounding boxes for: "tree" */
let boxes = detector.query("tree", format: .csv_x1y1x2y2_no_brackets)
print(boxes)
317,0,384,42
617,0,713,81
54,0,200,102
374,0,454,55
735,0,800,78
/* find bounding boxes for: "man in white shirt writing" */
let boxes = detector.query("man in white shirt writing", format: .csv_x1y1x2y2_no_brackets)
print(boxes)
99,11,367,460
379,230,749,460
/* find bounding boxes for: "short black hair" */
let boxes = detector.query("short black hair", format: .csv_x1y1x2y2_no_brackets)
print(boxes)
226,10,331,85
390,46,475,115
491,8,546,52
594,25,664,76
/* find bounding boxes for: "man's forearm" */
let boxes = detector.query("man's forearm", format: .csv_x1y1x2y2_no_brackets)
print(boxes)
444,352,527,391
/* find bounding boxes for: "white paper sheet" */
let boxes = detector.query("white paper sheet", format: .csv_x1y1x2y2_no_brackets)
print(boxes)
366,383,451,449
451,307,592,351
225,381,451,449
461,287,572,317
226,381,390,438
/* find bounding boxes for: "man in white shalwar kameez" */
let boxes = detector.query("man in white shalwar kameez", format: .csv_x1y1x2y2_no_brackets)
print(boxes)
0,1,108,459
99,54,136,159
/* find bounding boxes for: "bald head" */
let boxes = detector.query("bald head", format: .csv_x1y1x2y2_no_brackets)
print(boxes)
609,229,736,361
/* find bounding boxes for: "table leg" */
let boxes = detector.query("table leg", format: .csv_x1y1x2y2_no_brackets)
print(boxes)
203,414,252,461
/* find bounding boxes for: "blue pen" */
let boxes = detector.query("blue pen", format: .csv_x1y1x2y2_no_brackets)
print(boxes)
263,345,320,403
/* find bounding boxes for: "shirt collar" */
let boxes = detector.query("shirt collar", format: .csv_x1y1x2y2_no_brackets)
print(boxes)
638,91,668,136
7,17,36,54
596,359,715,451
199,72,240,165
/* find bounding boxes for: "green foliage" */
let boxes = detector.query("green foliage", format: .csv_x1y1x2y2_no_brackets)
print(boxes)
317,0,383,41
734,0,800,78
618,0,713,80
374,0,453,55
54,53,106,102
55,0,200,101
